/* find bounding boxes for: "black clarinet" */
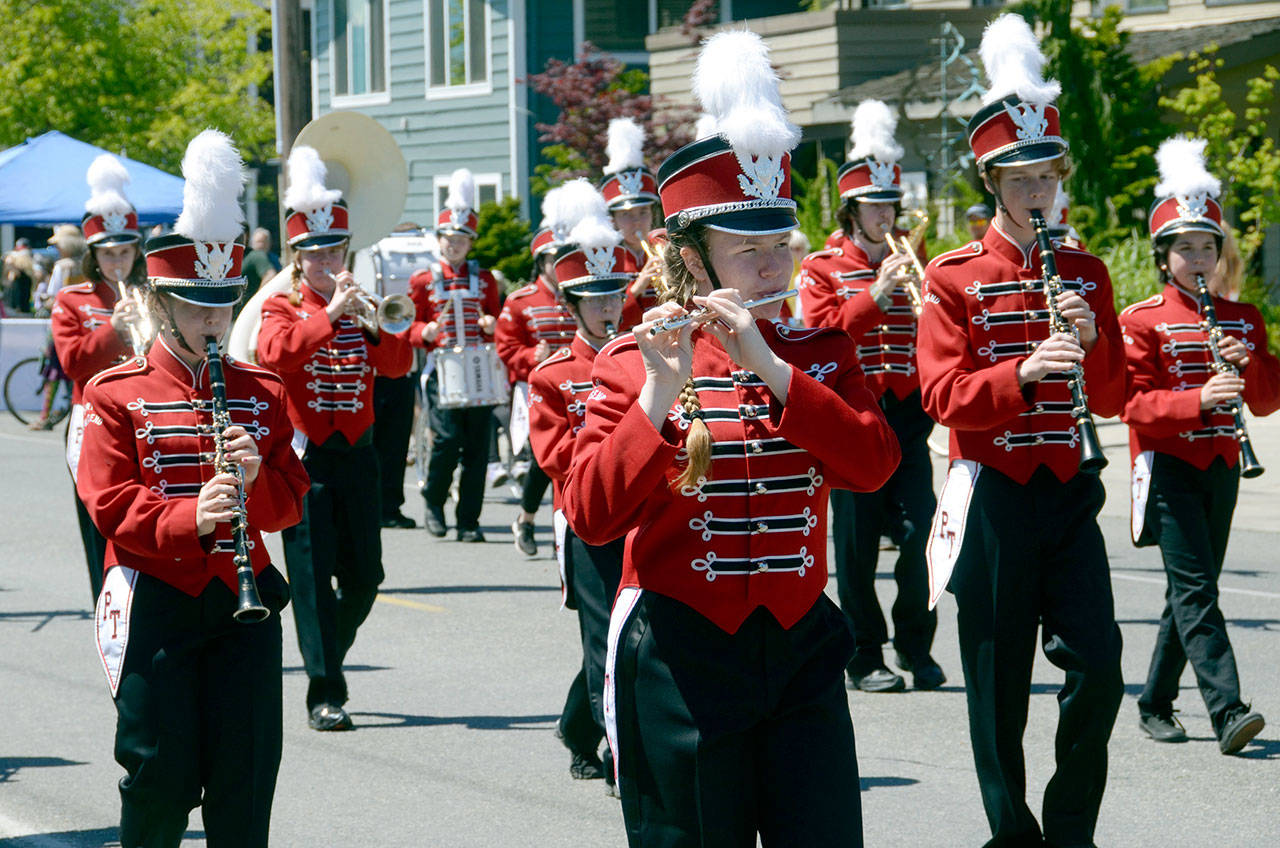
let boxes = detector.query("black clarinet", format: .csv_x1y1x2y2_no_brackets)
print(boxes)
204,337,271,623
1194,273,1264,478
1030,210,1108,474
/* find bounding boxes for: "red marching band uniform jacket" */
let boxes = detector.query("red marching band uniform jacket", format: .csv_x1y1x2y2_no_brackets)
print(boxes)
257,282,413,445
564,322,900,634
76,337,310,597
51,278,131,405
406,260,502,351
917,226,1126,484
799,233,926,400
528,333,600,508
495,275,577,383
616,247,651,330
1120,283,1280,536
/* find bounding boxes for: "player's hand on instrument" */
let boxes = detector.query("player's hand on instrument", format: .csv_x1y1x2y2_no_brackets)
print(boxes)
635,302,696,426
631,256,662,298
196,473,241,535
1200,372,1245,409
1055,291,1097,349
222,425,262,487
1018,332,1085,385
1218,334,1251,368
534,340,551,363
325,278,363,323
478,314,497,335
110,297,140,335
693,290,791,403
420,321,441,344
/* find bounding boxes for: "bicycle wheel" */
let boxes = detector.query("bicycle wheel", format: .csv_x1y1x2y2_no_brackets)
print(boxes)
4,356,44,426
47,379,75,427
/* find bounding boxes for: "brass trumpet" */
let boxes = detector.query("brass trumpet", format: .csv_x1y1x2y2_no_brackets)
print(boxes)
114,271,155,356
329,272,415,335
884,210,928,317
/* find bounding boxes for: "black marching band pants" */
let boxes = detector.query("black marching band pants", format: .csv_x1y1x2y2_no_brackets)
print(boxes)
281,433,385,710
422,370,492,530
1138,453,1246,736
950,465,1123,848
520,454,552,515
610,591,863,848
558,529,624,758
831,388,937,675
112,567,289,848
373,372,418,519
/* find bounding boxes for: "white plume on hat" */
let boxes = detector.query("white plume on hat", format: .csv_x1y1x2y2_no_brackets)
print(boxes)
174,130,247,242
549,178,608,241
84,154,133,216
445,168,477,214
568,213,622,252
604,118,646,176
692,29,800,160
1154,136,1221,200
284,146,342,213
1050,184,1070,223
848,100,903,164
693,114,719,140
980,14,1061,107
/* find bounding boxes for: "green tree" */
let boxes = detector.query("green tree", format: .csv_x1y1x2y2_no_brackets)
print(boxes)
0,0,272,173
471,198,534,289
791,154,839,251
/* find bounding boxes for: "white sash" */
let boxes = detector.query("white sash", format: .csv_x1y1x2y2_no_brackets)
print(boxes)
509,381,531,455
604,586,642,788
65,403,86,481
1131,450,1154,544
290,427,309,460
926,460,982,610
95,566,139,697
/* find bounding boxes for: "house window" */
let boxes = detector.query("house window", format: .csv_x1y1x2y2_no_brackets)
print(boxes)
332,0,386,97
434,174,502,219
428,0,490,91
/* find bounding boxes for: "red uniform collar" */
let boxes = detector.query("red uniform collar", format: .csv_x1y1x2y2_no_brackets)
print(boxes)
150,336,210,389
984,222,1039,269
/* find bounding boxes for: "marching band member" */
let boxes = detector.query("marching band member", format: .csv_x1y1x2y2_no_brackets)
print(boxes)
566,31,899,845
1121,137,1280,754
79,130,308,847
799,99,943,693
916,17,1126,847
600,118,661,328
51,154,147,600
408,168,503,541
528,206,633,791
258,146,413,731
497,182,588,556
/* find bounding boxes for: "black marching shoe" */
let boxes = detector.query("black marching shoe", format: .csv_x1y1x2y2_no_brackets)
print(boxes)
896,651,946,691
513,520,538,557
1138,709,1188,743
424,505,447,538
1218,707,1265,755
308,703,353,732
380,510,416,529
458,527,486,543
847,667,906,693
569,751,605,780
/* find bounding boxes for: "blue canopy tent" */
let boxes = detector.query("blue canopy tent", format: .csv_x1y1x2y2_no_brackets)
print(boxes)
0,131,184,226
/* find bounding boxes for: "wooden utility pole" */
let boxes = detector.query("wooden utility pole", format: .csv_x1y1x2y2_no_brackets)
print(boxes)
272,0,310,250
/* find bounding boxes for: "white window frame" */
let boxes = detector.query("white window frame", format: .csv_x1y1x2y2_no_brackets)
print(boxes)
330,0,392,107
432,172,504,221
424,0,494,100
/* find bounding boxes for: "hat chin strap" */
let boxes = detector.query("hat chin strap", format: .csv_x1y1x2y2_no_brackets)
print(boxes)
690,238,723,292
156,295,202,360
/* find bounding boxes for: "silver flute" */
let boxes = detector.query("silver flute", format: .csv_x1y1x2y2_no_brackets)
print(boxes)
647,289,796,337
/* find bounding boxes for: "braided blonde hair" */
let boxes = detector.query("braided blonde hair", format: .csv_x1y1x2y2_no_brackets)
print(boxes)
659,229,713,490
287,260,304,306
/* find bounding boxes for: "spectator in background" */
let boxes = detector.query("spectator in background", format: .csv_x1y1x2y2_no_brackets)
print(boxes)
784,228,810,326
34,225,87,312
242,227,282,306
964,203,992,242
3,238,42,314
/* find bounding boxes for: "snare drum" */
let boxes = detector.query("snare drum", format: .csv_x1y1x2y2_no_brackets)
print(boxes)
435,343,510,409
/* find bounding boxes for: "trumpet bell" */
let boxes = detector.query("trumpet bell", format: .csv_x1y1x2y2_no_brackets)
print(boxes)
377,293,415,335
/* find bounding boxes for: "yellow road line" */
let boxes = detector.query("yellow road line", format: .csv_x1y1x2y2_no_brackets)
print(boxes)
376,594,447,613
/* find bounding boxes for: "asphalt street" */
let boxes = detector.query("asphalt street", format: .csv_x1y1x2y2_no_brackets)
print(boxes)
1,411,1277,847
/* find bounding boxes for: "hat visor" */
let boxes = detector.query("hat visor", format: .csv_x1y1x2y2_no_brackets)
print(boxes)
90,233,142,248
701,208,798,237
435,224,477,238
291,234,350,251
851,191,903,204
562,278,631,297
1154,220,1225,242
154,282,245,307
988,142,1068,168
608,197,658,212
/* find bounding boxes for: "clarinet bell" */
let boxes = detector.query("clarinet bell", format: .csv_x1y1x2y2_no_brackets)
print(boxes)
233,569,271,623
1077,417,1109,474
1239,437,1265,479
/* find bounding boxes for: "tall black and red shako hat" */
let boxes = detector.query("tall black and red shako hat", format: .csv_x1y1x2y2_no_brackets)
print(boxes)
82,154,141,247
967,14,1068,171
657,30,801,239
436,168,479,238
600,118,659,212
837,100,904,203
1148,136,1225,242
283,145,350,250
144,130,248,306
554,206,635,299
